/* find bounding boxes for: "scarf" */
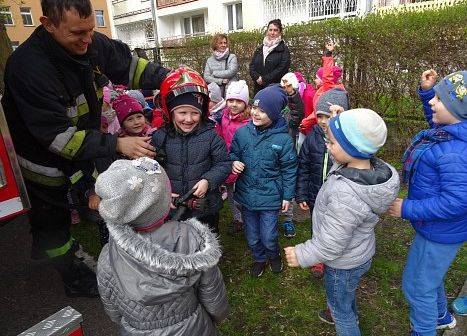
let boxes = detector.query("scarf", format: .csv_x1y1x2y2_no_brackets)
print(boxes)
213,48,230,61
262,35,282,63
402,127,453,184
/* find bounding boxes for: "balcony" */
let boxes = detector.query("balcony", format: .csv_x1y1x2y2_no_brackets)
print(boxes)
374,0,461,13
160,31,207,47
156,0,199,9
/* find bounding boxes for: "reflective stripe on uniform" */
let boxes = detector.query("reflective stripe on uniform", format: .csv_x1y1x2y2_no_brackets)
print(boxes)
46,237,75,258
130,57,149,89
17,155,67,186
48,126,86,160
70,170,84,184
66,94,89,126
49,126,78,154
60,130,86,160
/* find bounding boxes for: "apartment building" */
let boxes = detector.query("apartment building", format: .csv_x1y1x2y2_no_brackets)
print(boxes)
110,0,156,48
155,0,373,45
110,0,458,48
1,0,112,50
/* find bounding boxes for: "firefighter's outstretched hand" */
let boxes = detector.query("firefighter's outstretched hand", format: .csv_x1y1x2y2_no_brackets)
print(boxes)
117,136,155,159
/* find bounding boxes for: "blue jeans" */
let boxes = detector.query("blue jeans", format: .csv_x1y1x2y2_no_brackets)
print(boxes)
324,259,372,336
241,208,280,262
402,233,462,336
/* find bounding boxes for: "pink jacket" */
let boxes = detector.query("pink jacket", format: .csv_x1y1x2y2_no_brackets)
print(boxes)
216,107,250,184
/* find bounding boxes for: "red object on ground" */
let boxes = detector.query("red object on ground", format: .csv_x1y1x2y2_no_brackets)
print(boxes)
0,104,30,222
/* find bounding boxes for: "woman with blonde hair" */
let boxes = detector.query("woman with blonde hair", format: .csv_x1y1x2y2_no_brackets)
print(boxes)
204,33,239,97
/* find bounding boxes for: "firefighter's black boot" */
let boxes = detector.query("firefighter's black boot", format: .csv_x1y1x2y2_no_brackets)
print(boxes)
52,251,99,298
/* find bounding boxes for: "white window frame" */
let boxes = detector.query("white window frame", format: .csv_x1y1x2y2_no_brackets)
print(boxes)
0,7,14,26
95,9,105,27
182,14,205,36
20,7,34,26
226,2,243,32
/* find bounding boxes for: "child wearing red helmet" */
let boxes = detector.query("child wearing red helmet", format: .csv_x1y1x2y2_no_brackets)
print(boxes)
151,67,231,233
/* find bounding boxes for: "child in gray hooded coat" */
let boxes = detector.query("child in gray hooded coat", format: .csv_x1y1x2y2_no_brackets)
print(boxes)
285,109,400,336
95,157,229,336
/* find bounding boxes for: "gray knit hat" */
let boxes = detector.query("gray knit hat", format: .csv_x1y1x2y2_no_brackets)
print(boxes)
95,157,172,231
316,88,349,116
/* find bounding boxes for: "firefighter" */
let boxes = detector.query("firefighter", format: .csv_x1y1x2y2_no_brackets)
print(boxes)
1,0,169,297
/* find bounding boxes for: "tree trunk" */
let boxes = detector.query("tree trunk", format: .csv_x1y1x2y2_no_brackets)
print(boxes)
0,19,12,95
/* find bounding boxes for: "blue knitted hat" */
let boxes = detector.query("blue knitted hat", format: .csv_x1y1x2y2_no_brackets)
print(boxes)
329,109,387,159
434,71,467,121
252,85,288,122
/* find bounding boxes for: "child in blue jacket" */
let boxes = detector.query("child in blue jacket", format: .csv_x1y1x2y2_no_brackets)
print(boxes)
230,85,297,277
388,70,467,336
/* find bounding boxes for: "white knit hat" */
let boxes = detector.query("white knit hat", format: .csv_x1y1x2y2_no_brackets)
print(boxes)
95,157,172,231
226,80,249,106
281,72,299,89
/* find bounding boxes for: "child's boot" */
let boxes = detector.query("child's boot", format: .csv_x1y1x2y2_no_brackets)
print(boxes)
283,220,296,238
318,308,334,325
250,261,267,277
452,296,467,316
436,310,456,329
269,256,283,273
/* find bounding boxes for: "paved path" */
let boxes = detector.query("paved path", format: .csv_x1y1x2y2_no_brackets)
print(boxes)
0,216,117,335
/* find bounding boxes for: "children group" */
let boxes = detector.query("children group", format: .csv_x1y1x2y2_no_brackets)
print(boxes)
86,42,466,336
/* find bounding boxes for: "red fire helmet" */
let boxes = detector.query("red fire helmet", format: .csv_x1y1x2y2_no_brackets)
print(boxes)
159,66,210,122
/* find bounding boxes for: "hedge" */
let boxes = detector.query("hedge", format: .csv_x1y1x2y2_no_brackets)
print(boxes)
152,3,467,161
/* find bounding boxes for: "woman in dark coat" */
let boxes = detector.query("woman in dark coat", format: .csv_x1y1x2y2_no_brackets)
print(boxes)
249,19,291,95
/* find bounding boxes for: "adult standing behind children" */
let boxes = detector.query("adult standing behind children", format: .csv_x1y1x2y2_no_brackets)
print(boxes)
249,19,291,95
96,157,229,335
1,0,168,298
151,67,231,234
388,70,467,336
204,33,239,97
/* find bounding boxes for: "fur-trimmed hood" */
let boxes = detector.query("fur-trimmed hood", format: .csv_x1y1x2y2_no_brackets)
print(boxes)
105,218,222,305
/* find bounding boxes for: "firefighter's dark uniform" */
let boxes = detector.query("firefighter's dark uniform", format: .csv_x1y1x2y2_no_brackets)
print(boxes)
1,25,168,295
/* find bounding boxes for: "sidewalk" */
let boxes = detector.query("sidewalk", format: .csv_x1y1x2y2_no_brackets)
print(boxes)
444,280,467,336
0,216,117,335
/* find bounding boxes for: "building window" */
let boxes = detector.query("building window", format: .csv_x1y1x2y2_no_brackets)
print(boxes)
227,3,243,31
0,7,13,25
95,10,105,27
20,7,34,26
182,14,205,36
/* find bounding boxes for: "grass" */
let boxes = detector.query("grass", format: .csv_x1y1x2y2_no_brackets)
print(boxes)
72,190,466,336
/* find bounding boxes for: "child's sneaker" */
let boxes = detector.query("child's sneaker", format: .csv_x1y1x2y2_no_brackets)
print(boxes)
452,296,467,316
250,261,267,277
436,310,456,329
318,308,334,325
310,263,324,279
283,220,296,238
269,256,283,273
